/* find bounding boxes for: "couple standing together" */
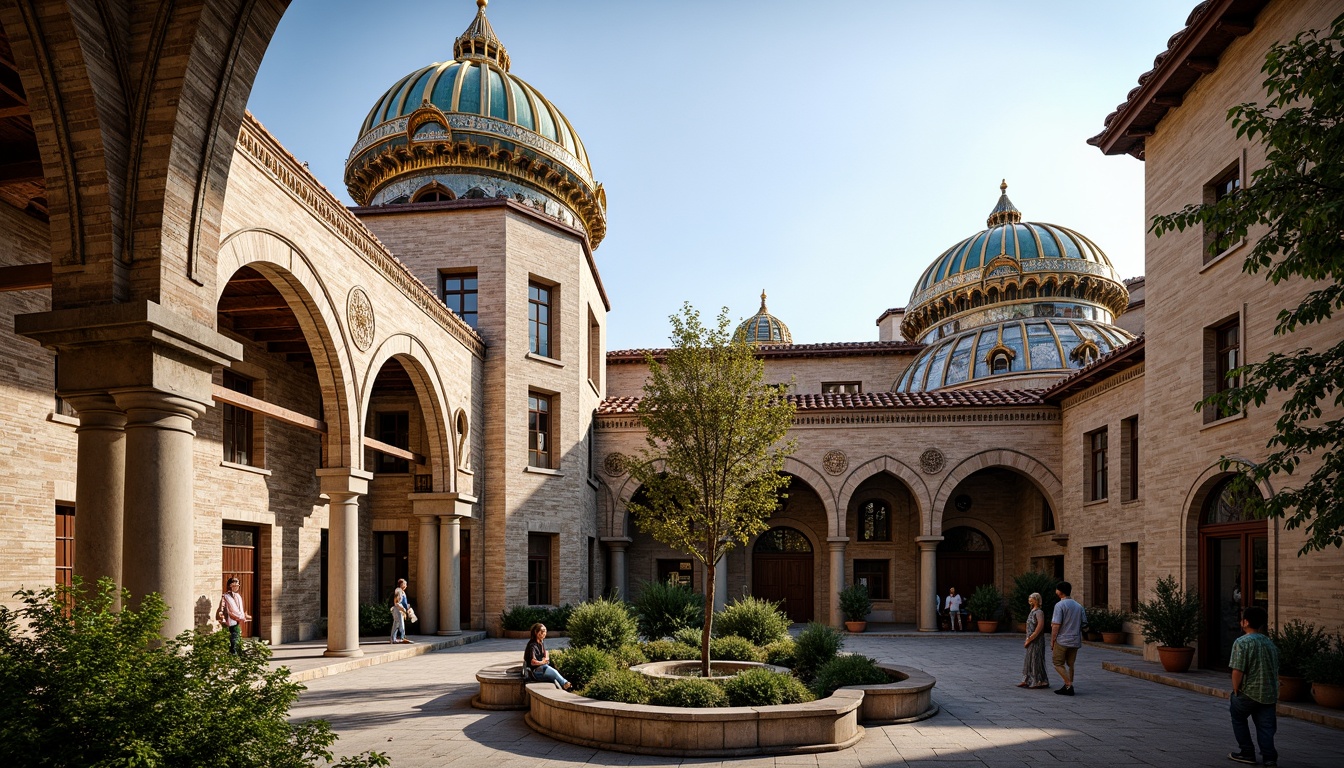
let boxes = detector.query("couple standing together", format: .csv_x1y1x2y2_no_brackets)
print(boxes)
1019,580,1085,695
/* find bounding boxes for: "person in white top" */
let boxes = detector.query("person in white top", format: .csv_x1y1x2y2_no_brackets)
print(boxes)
945,587,964,631
220,577,251,655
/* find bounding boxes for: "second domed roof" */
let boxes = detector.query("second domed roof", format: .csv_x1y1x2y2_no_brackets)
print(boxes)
736,291,793,345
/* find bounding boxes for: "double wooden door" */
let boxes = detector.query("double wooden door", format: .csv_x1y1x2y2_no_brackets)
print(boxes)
752,554,813,623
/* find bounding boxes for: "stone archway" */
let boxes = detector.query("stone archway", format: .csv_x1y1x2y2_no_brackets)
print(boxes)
359,337,457,492
835,455,930,538
931,449,1061,536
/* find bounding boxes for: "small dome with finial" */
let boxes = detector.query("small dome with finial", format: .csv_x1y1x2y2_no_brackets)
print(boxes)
454,0,510,70
986,179,1022,227
736,291,793,345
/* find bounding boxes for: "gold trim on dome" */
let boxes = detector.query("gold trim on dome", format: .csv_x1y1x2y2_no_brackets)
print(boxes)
901,270,1129,342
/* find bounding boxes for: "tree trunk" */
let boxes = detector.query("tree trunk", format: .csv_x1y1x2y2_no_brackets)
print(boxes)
702,558,716,678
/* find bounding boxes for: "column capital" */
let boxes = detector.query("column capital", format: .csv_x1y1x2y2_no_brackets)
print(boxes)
601,537,632,549
317,467,372,498
111,388,209,423
63,393,126,430
916,535,945,550
826,536,850,547
408,491,475,517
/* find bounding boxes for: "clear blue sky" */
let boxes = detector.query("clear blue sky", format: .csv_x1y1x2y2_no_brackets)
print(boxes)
248,0,1197,350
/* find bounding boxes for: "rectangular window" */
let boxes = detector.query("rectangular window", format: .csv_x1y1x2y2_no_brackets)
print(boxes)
1121,416,1139,501
1122,542,1139,614
587,307,601,387
1203,161,1242,261
657,558,694,587
1086,546,1109,607
1087,428,1108,501
822,381,862,394
529,282,552,358
375,411,411,473
528,392,552,468
853,559,890,601
52,356,75,417
528,533,552,604
1209,317,1241,421
56,505,75,608
222,371,255,466
441,272,478,329
1040,499,1056,532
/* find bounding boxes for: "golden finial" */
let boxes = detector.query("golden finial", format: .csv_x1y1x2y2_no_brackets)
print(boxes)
1000,179,1008,193
477,0,488,9
760,290,768,310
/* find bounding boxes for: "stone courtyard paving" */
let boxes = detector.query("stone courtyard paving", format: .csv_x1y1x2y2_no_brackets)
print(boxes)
290,634,1344,767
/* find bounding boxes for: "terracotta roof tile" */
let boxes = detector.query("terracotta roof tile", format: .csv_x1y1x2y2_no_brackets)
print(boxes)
606,340,923,364
1041,335,1146,401
597,388,1046,415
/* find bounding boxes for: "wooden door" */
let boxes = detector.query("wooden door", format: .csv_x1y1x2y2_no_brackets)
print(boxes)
752,554,814,623
222,524,261,637
56,505,75,610
936,526,994,603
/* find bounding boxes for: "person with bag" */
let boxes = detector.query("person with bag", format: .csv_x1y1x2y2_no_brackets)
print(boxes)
219,577,251,655
390,578,413,644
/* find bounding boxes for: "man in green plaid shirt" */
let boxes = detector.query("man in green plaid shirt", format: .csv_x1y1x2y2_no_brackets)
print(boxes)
1227,605,1279,766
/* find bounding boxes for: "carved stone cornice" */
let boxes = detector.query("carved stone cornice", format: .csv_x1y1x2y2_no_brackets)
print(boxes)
1060,361,1145,410
596,408,1060,431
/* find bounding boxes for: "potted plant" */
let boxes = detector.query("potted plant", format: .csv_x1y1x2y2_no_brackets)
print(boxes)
1305,633,1344,709
839,582,872,633
1009,570,1058,634
1268,619,1328,702
1087,606,1130,644
1134,575,1202,672
966,584,1003,633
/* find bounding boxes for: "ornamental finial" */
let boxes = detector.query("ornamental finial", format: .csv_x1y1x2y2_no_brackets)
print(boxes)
456,0,510,70
986,179,1022,227
760,290,768,311
1000,179,1008,193
477,0,487,8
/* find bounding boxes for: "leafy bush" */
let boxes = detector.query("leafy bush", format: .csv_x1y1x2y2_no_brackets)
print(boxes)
641,639,699,662
673,626,705,648
566,598,639,652
0,580,386,767
713,596,791,645
723,668,791,706
549,646,616,689
359,601,393,635
500,604,548,632
838,583,872,623
650,677,729,708
581,669,652,704
1086,606,1130,633
793,622,844,682
544,604,574,631
1135,575,1202,648
761,638,797,668
1009,570,1060,624
1269,620,1330,678
1305,634,1344,686
609,643,649,669
809,654,889,697
965,584,1004,623
709,635,762,662
632,578,704,640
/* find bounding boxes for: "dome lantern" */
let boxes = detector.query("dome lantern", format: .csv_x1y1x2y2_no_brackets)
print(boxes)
986,179,1021,227
453,0,510,71
736,290,793,346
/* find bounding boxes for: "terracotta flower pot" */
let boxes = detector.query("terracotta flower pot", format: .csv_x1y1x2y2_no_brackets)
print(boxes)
1101,632,1127,644
844,621,867,633
1278,675,1308,702
1014,622,1027,633
1312,681,1344,709
976,620,999,633
1156,645,1195,673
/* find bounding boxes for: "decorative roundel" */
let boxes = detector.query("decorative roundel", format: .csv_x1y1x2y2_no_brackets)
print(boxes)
919,448,945,475
347,287,376,352
954,494,973,512
603,452,628,477
822,450,848,476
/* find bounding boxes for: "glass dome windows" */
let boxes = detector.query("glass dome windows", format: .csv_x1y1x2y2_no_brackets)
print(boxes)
925,340,953,388
487,69,509,120
510,80,534,130
402,68,436,114
1025,322,1061,369
944,333,977,386
1054,323,1084,368
429,63,462,107
1001,323,1025,370
535,95,557,141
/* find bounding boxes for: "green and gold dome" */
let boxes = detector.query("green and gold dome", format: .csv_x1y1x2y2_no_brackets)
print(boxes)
344,0,607,246
736,291,793,345
896,183,1133,392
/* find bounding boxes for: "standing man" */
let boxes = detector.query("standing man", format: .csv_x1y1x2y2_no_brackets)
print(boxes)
221,577,252,655
945,587,964,632
1228,605,1279,766
1050,581,1085,695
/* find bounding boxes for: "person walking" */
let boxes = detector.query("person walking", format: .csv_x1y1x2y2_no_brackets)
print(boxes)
1228,605,1279,766
1050,581,1085,695
1018,592,1050,688
524,623,573,690
390,578,413,644
945,587,964,632
220,577,251,655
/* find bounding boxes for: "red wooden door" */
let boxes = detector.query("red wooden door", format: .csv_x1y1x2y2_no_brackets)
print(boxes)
56,505,75,611
222,525,260,637
752,555,814,623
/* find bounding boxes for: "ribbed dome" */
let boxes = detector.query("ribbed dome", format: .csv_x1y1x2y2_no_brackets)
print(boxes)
736,291,793,345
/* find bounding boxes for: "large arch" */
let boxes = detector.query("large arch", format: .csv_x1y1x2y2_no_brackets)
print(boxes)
216,227,358,467
835,455,930,537
1180,457,1276,587
931,449,1062,536
359,335,457,493
781,456,837,536
938,516,1007,594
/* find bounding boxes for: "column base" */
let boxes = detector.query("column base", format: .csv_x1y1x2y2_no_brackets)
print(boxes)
322,648,365,658
437,630,463,636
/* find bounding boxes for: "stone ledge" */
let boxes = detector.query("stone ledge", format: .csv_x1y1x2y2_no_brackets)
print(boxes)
284,631,485,683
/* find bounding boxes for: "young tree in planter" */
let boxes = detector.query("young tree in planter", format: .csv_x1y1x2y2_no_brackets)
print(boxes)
627,303,796,676
1150,14,1344,554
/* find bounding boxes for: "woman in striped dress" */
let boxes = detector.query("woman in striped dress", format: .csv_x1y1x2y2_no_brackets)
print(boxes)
1019,592,1050,688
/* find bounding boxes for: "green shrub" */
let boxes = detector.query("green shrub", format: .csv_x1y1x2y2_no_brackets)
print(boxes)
709,635,762,662
1135,575,1202,648
1086,606,1130,633
1269,620,1330,678
581,669,652,704
650,677,729,708
0,580,387,767
543,604,574,632
632,578,704,640
793,622,844,682
609,643,649,669
838,583,872,623
761,638,797,668
673,626,705,648
965,584,1004,623
714,596,791,645
1305,634,1344,686
809,654,889,697
549,646,616,689
566,598,639,651
500,604,548,632
777,673,817,703
640,639,699,662
359,601,393,635
722,668,787,706
1009,570,1060,624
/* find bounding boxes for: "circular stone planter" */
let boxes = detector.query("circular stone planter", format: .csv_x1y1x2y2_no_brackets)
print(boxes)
851,664,939,724
631,660,789,681
472,662,529,710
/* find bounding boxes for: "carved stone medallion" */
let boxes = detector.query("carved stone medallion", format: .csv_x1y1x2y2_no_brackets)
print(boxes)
822,450,848,476
347,287,375,351
603,452,627,477
919,448,945,474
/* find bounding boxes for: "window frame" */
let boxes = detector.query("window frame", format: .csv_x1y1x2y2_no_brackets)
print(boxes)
441,271,479,329
587,306,601,387
1202,158,1244,263
528,392,553,469
1121,415,1140,501
822,381,862,394
1204,314,1242,423
1086,427,1108,502
856,499,891,542
528,533,554,605
853,559,891,601
528,280,554,359
222,371,255,467
1085,545,1109,607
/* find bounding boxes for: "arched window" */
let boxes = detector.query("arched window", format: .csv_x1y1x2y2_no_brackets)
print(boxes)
1203,475,1262,525
412,184,455,203
991,353,1010,374
857,500,890,542
753,527,812,553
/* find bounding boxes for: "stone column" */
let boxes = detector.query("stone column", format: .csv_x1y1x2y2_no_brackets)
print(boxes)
603,537,631,600
414,513,440,634
439,515,462,635
319,468,371,657
827,537,848,628
112,389,207,637
65,393,127,594
713,549,729,611
917,536,944,631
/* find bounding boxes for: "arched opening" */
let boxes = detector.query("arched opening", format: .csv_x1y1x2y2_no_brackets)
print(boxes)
412,182,455,203
936,526,993,606
844,471,920,622
752,526,814,623
1198,475,1267,668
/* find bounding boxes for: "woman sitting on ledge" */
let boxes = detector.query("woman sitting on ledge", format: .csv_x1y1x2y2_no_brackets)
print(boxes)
524,623,573,691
